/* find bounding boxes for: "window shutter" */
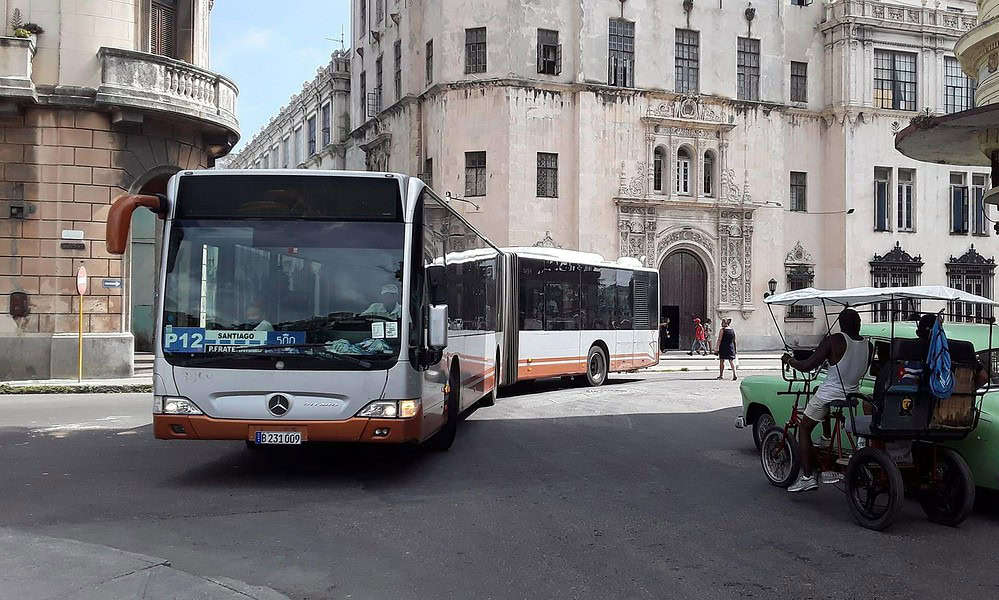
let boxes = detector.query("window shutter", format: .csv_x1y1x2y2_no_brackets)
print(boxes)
151,1,177,58
537,42,543,73
556,44,562,75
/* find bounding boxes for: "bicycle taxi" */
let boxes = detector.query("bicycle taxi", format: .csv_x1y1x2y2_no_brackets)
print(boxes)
759,285,994,531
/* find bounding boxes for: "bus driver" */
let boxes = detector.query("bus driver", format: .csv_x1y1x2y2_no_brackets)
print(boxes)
362,283,402,318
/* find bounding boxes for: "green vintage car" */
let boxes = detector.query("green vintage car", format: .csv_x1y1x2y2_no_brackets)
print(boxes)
737,322,999,491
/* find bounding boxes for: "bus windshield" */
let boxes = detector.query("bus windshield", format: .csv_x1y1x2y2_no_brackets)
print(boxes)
161,175,406,370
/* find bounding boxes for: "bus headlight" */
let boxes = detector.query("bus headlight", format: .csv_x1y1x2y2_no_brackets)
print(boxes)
357,399,419,419
157,396,203,415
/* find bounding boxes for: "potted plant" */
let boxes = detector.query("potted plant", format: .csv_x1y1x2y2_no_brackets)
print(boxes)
14,23,44,46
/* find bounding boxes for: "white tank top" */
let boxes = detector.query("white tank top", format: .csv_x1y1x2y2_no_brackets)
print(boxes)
815,333,870,404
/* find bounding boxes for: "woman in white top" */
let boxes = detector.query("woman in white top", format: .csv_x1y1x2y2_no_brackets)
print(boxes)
781,308,873,493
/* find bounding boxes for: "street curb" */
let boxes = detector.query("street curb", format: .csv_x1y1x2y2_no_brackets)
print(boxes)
0,384,152,395
642,366,780,373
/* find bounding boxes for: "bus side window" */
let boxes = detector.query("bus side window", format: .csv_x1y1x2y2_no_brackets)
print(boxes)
519,259,545,331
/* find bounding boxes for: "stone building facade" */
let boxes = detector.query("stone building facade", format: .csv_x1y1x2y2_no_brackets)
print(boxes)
222,51,351,171
239,0,994,349
0,0,238,379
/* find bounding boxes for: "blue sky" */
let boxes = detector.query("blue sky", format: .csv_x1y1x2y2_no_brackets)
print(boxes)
211,0,351,153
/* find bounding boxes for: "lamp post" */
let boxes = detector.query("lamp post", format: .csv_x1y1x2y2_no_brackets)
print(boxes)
763,278,777,299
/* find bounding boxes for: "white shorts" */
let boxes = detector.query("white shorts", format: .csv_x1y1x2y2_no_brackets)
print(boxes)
803,395,830,421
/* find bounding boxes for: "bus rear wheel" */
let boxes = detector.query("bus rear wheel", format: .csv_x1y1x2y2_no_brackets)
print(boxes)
583,346,608,387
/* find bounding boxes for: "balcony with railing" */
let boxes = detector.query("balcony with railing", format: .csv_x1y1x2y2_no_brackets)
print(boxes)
823,0,977,34
96,47,238,137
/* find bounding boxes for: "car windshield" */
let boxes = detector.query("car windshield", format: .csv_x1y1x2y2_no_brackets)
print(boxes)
161,219,406,369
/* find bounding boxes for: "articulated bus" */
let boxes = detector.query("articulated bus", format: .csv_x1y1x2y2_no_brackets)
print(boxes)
498,248,659,387
106,170,501,450
105,170,657,449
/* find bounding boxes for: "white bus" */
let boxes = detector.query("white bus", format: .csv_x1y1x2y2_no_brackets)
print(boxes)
497,248,659,387
106,171,501,450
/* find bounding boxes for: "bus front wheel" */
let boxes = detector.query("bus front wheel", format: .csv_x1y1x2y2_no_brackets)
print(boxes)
424,370,459,451
583,346,608,387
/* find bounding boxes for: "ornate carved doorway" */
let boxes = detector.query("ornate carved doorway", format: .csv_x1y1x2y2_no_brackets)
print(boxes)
660,250,707,350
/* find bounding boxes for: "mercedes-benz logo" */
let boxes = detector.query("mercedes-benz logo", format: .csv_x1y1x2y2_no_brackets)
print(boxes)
267,394,290,417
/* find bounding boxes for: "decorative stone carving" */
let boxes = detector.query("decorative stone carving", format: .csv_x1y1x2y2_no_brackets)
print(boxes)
906,9,919,23
989,53,998,74
617,161,649,197
618,206,658,266
872,4,885,18
785,241,813,265
533,231,562,249
718,213,754,309
646,96,723,123
655,228,713,260
886,7,903,21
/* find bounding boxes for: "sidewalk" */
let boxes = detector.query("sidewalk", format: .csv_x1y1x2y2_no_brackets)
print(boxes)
0,528,288,600
643,350,782,372
0,354,153,394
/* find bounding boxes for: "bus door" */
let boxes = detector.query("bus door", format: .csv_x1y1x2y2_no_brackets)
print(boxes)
614,269,634,370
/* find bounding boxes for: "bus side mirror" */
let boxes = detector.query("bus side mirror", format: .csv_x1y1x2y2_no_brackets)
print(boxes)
106,194,168,254
426,264,446,305
428,304,448,350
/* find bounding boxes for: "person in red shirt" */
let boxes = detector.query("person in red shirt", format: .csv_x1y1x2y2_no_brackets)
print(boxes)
688,317,708,356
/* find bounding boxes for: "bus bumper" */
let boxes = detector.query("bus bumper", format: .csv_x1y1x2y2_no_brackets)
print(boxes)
153,410,423,444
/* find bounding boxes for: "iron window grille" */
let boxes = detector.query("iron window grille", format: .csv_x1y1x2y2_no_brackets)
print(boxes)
947,245,995,322
465,28,487,74
675,29,699,94
945,57,976,114
973,174,990,235
608,19,635,88
537,153,558,197
538,29,562,75
874,167,891,231
465,151,487,197
321,103,331,147
737,37,760,101
874,50,917,111
951,172,969,234
789,172,807,212
790,61,807,102
426,39,433,85
394,40,402,101
897,169,914,231
870,242,922,322
786,265,815,319
374,55,383,114
421,158,433,189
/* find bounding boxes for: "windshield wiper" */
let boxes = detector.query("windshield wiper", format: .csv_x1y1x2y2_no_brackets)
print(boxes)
178,343,373,368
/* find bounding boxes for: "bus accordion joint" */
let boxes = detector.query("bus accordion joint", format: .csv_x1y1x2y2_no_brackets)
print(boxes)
106,194,168,255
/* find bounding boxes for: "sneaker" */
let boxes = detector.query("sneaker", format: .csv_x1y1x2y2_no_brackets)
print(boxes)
821,471,844,485
817,435,832,448
787,474,819,493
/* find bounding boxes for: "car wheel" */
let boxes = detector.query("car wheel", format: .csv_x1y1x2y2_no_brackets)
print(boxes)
584,346,608,387
752,410,776,450
760,427,799,488
919,447,975,527
846,446,904,531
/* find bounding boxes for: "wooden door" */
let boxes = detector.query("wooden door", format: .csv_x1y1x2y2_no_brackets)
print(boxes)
659,251,707,350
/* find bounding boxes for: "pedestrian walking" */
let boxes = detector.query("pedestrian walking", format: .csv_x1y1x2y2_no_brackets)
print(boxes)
659,317,671,352
717,318,738,380
688,318,708,356
703,318,714,354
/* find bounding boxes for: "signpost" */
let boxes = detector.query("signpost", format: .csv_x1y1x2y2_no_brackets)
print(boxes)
77,265,87,382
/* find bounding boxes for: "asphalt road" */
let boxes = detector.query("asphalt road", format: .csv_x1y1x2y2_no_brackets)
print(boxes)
2,372,999,599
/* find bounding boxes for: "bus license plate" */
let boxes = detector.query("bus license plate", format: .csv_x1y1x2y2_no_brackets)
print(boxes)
255,431,302,445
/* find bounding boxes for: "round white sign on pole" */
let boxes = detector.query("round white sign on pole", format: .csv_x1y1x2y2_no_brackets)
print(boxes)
76,265,88,295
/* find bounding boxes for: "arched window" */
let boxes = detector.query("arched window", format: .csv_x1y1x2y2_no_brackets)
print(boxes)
653,147,666,192
703,151,715,196
676,147,691,195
